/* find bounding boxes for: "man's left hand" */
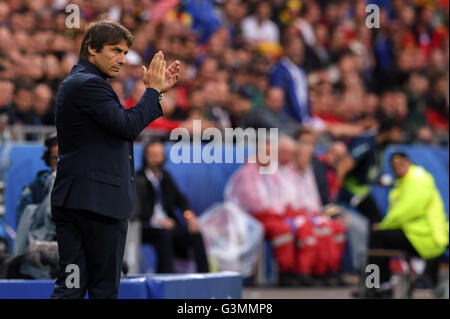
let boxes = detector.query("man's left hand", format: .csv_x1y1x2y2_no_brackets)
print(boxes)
161,60,181,93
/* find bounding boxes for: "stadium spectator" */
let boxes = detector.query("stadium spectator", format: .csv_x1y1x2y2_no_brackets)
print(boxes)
224,139,315,287
13,171,56,259
9,86,34,127
201,80,233,129
294,0,321,48
357,152,449,298
218,0,248,43
10,134,59,279
238,87,300,137
225,137,347,287
32,84,54,126
7,240,59,280
16,133,58,226
241,1,280,45
183,0,221,44
376,89,409,132
179,88,217,135
0,80,14,111
426,72,449,135
317,141,348,203
270,35,311,124
295,128,331,205
131,141,209,274
287,135,348,285
335,121,406,226
404,72,431,142
317,140,371,273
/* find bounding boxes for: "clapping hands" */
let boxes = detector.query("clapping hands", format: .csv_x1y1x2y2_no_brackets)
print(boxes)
142,51,181,93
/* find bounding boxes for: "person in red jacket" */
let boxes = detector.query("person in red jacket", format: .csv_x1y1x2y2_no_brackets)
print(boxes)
226,136,347,286
286,139,347,285
225,138,320,287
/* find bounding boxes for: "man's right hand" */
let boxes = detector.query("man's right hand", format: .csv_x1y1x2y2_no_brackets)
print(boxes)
142,51,166,92
158,217,176,230
371,223,380,231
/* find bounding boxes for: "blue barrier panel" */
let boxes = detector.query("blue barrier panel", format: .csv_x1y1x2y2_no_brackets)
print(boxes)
3,143,448,230
159,143,247,217
1,143,248,236
118,277,149,299
0,279,54,299
145,272,242,299
0,273,242,299
1,143,448,262
2,144,49,233
0,277,149,299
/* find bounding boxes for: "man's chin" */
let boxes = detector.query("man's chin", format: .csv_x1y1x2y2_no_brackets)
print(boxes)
107,70,121,78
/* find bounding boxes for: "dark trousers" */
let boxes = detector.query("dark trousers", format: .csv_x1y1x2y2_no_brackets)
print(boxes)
356,195,383,225
5,255,33,279
51,206,128,299
142,225,209,274
338,189,383,225
368,229,419,283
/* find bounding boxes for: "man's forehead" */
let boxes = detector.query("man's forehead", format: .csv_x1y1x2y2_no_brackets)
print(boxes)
107,40,129,50
392,156,405,163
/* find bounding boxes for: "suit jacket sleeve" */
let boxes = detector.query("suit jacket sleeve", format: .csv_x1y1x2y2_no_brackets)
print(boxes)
77,78,163,141
164,172,191,213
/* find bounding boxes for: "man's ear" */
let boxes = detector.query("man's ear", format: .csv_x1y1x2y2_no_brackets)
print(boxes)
87,45,96,56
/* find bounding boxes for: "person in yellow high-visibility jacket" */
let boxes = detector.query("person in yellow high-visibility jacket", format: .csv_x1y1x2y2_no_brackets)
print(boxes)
365,152,449,297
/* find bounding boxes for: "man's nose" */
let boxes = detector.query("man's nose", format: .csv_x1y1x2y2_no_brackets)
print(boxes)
118,53,126,65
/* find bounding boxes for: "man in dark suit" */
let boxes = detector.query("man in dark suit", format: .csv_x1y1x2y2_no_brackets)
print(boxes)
131,141,209,274
50,20,180,298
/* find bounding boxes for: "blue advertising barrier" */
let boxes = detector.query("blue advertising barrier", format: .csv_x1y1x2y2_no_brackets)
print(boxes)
1,143,447,231
0,143,247,235
1,143,448,263
145,272,242,299
0,277,148,299
0,271,242,299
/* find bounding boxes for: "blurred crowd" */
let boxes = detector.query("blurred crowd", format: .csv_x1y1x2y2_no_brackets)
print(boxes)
0,0,448,145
